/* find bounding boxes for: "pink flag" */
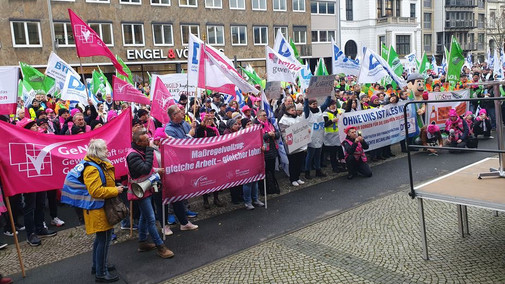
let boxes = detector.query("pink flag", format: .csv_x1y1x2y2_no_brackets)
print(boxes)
161,125,265,203
113,76,150,105
0,108,132,197
68,9,127,76
151,77,175,125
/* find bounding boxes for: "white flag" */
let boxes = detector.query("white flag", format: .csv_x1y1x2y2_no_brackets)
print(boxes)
61,72,89,106
358,47,406,88
45,52,79,91
187,34,203,88
0,67,19,114
273,30,303,68
265,46,301,84
300,63,312,91
494,49,503,79
331,37,360,76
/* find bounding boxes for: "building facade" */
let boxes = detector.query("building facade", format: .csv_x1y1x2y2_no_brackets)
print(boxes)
0,0,312,81
486,0,505,53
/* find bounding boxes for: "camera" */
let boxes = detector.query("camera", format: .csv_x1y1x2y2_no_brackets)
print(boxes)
357,131,362,137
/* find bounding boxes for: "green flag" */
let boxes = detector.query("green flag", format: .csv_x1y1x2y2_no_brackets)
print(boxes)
19,62,55,95
444,46,450,63
147,71,152,86
290,39,303,64
447,37,465,85
116,55,133,85
418,53,430,75
315,58,329,76
381,43,389,61
91,69,111,99
388,46,403,77
239,65,264,88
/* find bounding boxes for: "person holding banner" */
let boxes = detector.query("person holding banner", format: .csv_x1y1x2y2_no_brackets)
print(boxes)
303,97,331,179
279,105,307,187
342,126,372,180
323,100,345,173
256,110,280,194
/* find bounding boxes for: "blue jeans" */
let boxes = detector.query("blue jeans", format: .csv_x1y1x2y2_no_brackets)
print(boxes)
242,182,258,205
305,147,322,171
93,229,112,277
137,196,163,246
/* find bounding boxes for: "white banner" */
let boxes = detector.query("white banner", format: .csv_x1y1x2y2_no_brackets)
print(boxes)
332,38,360,76
425,90,470,129
284,120,311,154
300,64,312,92
152,73,200,102
45,52,79,90
187,33,203,87
273,30,303,68
61,72,88,106
265,46,301,84
337,102,416,151
0,67,19,114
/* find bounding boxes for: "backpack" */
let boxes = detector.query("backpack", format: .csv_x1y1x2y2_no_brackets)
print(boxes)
61,161,106,210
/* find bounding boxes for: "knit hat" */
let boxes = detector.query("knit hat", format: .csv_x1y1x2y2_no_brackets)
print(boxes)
465,111,473,116
344,125,356,134
137,109,149,118
153,127,167,141
241,118,251,128
107,110,118,121
70,108,80,117
89,120,103,130
241,105,252,112
427,123,440,134
448,109,458,117
232,112,242,120
295,103,304,111
479,109,487,116
17,118,36,129
226,118,237,129
359,93,368,100
370,95,379,103
45,108,54,114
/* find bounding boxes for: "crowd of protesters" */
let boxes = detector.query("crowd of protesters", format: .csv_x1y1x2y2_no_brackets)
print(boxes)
0,61,501,282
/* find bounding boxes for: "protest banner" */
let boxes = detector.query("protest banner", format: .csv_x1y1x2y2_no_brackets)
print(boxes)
284,120,311,154
161,125,264,203
337,102,416,151
265,46,301,84
264,81,282,99
425,90,470,128
45,51,79,90
331,38,360,76
306,75,335,98
0,109,132,197
154,73,199,101
0,67,19,115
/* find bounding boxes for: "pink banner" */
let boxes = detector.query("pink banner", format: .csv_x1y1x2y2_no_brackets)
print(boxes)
0,108,132,197
161,125,265,203
112,76,150,105
151,77,175,125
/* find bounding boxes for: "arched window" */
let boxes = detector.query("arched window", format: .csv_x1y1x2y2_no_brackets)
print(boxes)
344,40,358,59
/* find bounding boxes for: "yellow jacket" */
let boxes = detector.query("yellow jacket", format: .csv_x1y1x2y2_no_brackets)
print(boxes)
82,155,119,235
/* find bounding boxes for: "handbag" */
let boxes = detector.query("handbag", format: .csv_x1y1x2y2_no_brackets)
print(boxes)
104,195,129,226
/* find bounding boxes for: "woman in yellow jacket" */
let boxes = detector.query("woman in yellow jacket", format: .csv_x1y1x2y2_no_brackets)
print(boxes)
82,139,124,283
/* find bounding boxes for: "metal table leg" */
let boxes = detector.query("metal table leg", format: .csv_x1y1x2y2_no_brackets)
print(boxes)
462,205,469,236
418,198,429,260
457,204,464,238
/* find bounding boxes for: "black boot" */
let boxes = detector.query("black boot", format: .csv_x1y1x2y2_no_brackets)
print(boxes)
203,195,210,209
304,171,312,180
316,170,327,177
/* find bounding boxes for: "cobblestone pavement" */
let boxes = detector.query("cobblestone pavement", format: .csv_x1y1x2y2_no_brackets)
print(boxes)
164,191,505,284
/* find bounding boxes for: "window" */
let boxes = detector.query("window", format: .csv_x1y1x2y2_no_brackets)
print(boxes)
122,23,144,46
252,0,267,10
273,0,286,11
206,0,222,8
311,1,335,14
293,0,305,12
10,21,42,47
274,26,288,38
378,35,386,51
86,0,109,3
207,26,225,45
423,0,431,8
181,24,199,45
153,23,173,46
396,35,410,56
311,30,335,43
151,0,170,5
478,0,484,8
410,3,415,18
423,34,432,52
478,14,485,29
179,0,197,7
293,26,306,44
54,22,74,47
253,26,268,45
478,33,484,50
89,23,114,46
423,13,431,29
120,0,141,4
346,0,353,20
377,0,383,17
231,26,247,45
490,10,496,28
230,0,245,9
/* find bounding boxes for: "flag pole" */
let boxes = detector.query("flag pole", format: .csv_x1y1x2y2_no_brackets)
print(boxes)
5,196,26,277
78,58,90,98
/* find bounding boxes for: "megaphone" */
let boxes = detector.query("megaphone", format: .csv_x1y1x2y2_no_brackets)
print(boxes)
131,173,161,198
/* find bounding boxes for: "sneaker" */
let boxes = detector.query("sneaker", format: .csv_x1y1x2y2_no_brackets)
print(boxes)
186,210,198,218
120,224,138,231
0,276,13,284
111,233,117,241
27,233,41,247
43,222,48,229
180,222,198,231
245,203,255,210
167,215,177,225
3,230,17,237
36,228,57,238
291,181,299,186
162,225,173,236
138,241,156,252
51,217,65,227
156,244,174,259
252,200,265,207
296,179,305,185
0,243,7,250
15,225,25,231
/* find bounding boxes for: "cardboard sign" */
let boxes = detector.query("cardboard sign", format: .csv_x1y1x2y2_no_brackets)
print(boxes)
284,120,311,154
307,75,335,98
264,81,282,99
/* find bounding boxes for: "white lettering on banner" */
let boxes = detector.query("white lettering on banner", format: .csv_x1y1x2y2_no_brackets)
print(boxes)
126,48,224,61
